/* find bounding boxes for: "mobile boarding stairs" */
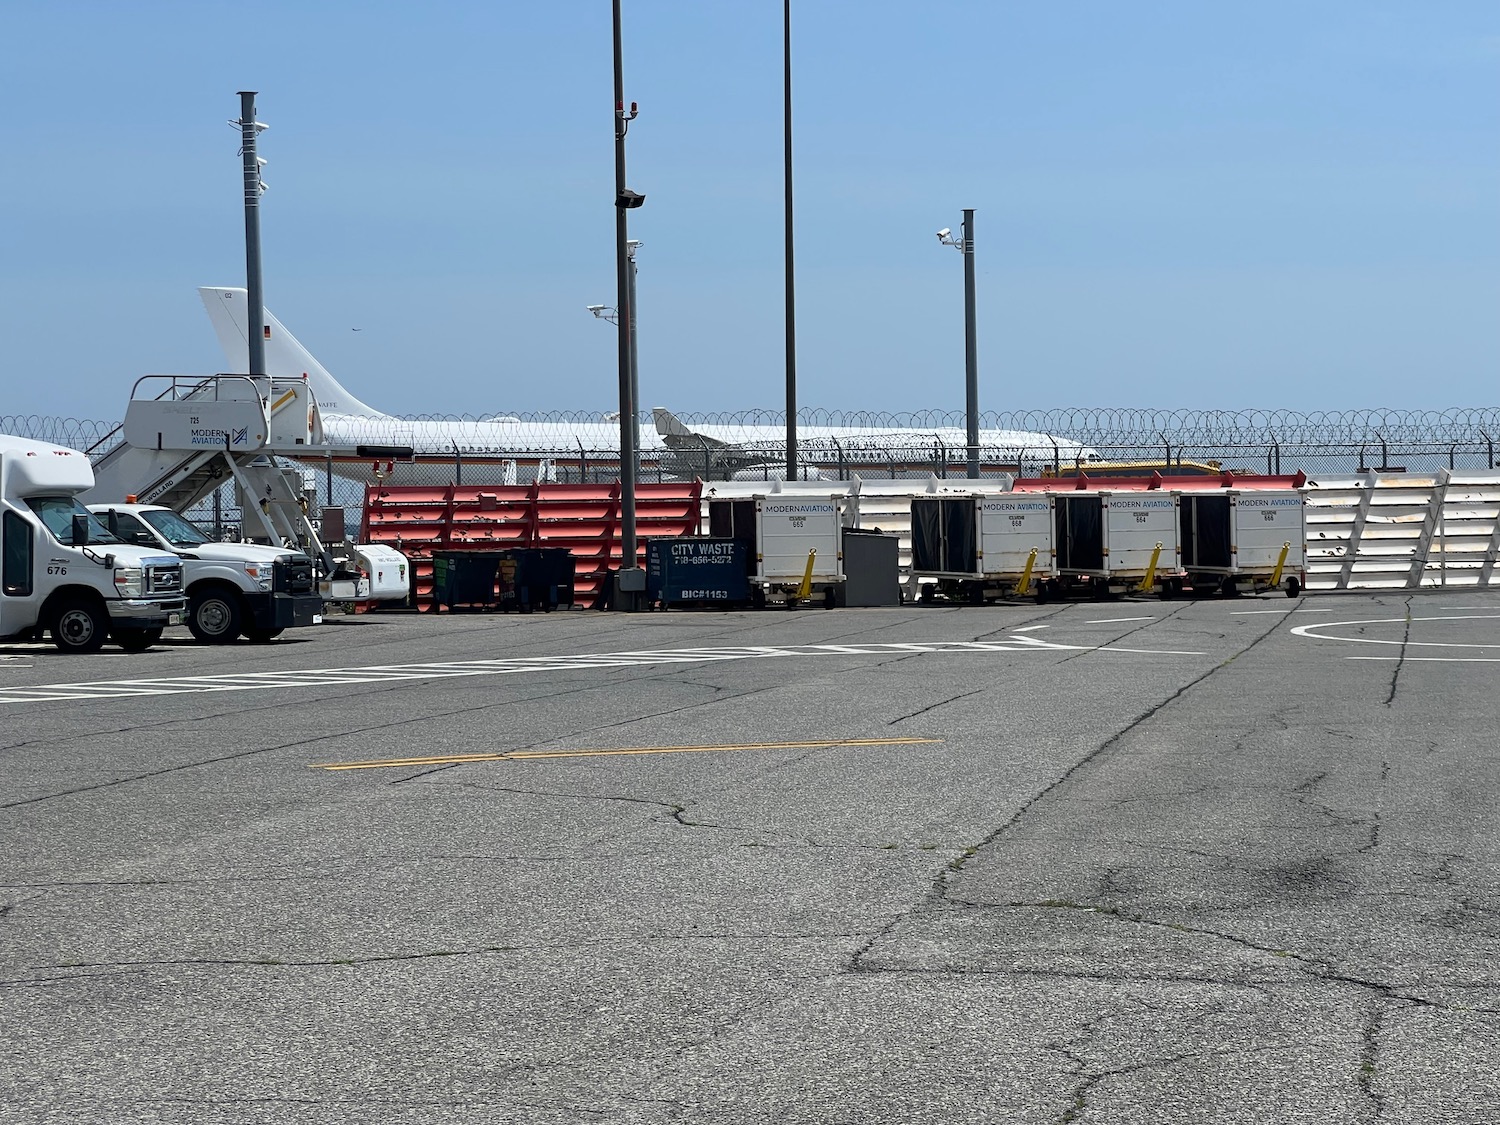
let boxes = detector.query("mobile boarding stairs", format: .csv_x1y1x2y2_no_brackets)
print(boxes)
85,375,410,600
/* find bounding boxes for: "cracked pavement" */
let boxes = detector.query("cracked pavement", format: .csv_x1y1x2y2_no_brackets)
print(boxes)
1,591,1497,1123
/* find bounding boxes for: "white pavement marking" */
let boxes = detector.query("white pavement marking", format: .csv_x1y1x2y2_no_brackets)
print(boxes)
0,634,1202,707
1348,656,1500,663
1291,614,1500,649
1085,617,1156,624
1098,646,1208,655
1012,625,1050,633
1231,608,1334,615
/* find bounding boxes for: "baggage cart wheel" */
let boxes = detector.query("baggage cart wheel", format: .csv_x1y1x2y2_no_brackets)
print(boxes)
1035,582,1050,605
823,586,837,610
1221,577,1241,598
967,583,985,606
1286,576,1301,598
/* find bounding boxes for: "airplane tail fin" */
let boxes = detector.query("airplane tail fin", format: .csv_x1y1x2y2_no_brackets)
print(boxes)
653,406,728,448
197,287,385,418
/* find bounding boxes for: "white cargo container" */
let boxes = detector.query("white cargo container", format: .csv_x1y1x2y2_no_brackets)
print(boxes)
911,494,1053,603
1048,490,1183,598
707,493,847,608
1180,489,1305,596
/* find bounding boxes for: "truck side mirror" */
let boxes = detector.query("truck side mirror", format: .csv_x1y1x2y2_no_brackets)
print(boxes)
106,510,120,536
71,513,90,547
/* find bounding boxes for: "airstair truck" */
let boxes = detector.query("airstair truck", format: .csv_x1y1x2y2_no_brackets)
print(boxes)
1,436,186,653
87,502,321,643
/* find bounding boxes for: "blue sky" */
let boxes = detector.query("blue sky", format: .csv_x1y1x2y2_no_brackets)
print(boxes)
1,1,1496,420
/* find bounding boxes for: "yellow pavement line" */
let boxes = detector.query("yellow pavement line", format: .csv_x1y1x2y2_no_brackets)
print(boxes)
311,737,942,772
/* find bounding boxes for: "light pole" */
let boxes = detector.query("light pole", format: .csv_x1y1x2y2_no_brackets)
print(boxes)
587,240,641,480
612,0,646,603
231,92,270,386
783,0,798,481
937,209,980,478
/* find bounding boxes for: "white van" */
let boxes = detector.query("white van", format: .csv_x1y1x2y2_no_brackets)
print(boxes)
1,436,185,652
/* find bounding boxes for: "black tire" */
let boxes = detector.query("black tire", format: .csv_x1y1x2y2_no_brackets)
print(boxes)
1285,576,1301,598
242,627,285,643
1221,577,1241,599
967,583,986,606
823,586,837,610
188,587,243,644
51,598,108,654
114,627,164,653
1035,582,1050,605
751,587,767,610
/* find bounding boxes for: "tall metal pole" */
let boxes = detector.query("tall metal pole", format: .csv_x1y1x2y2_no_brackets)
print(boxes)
237,91,266,383
783,0,798,480
612,0,639,575
962,207,979,478
627,241,641,481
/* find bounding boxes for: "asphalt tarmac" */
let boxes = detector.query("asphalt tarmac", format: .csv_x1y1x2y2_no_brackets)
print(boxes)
2,590,1497,1124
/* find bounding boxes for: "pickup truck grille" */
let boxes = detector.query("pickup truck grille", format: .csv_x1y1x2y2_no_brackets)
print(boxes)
273,555,316,595
146,564,183,595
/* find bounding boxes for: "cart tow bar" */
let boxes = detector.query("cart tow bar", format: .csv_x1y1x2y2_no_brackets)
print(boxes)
1270,541,1291,588
1137,542,1164,594
1016,547,1039,597
797,549,817,601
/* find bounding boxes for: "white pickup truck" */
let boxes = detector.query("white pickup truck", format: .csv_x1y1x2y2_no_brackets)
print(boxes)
88,502,323,644
1,436,186,653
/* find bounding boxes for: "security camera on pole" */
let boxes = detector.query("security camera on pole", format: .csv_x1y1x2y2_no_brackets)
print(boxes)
937,210,980,479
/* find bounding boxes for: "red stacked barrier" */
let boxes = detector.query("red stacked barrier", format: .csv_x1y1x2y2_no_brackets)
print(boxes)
360,481,702,608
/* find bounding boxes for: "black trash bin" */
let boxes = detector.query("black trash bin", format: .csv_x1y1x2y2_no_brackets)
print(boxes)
502,548,575,613
431,551,505,612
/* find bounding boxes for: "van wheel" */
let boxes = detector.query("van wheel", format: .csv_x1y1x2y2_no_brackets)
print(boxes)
115,627,164,653
188,588,243,643
52,598,108,654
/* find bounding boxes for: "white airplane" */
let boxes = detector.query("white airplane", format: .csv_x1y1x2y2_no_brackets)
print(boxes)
199,287,1097,481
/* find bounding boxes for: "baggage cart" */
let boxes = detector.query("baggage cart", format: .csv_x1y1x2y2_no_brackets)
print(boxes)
707,493,847,608
911,495,1051,603
1179,489,1305,597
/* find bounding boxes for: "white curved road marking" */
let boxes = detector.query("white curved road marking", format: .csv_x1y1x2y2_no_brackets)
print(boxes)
1290,614,1500,649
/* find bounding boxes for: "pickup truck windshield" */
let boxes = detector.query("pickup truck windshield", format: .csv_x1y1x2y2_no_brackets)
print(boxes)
139,509,212,547
26,497,122,546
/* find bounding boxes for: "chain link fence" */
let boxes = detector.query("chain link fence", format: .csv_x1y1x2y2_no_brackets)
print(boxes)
8,409,1497,540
